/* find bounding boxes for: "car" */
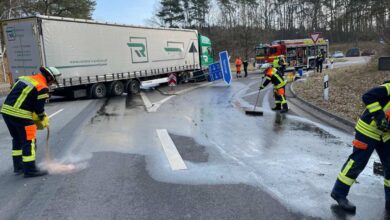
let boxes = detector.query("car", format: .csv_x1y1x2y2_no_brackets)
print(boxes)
332,51,344,58
346,48,360,57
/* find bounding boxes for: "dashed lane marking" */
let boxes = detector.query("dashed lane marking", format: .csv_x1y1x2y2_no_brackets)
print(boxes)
156,129,187,171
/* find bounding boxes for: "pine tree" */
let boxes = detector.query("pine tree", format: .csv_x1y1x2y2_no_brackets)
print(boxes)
157,0,185,28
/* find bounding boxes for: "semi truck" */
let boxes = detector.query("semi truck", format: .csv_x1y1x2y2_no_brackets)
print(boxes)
255,38,329,70
0,15,214,98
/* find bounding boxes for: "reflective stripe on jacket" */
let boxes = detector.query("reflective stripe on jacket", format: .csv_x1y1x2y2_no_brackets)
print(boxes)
355,83,390,141
1,73,49,119
261,67,286,89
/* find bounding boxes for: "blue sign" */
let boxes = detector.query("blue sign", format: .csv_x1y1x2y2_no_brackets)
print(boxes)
207,62,223,82
219,51,232,85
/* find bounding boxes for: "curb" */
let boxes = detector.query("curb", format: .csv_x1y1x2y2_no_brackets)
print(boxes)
289,80,355,128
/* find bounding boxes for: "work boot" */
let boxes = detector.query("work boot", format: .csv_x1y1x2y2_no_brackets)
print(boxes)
12,156,23,174
331,193,356,213
23,161,48,178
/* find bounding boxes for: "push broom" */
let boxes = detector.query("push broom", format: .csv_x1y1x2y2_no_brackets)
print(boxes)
245,77,264,116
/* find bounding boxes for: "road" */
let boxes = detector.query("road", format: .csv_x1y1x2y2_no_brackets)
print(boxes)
0,57,387,220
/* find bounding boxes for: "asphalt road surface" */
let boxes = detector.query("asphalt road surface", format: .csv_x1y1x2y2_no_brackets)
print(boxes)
0,59,387,220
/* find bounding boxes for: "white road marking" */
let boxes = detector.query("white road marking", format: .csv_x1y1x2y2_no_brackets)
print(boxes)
48,109,64,118
174,82,212,95
142,83,212,113
140,92,153,111
148,96,174,112
156,129,187,171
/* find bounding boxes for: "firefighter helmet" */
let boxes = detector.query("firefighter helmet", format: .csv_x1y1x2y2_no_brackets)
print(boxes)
40,66,61,84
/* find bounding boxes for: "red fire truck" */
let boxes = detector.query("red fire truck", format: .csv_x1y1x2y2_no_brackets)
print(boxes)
255,38,329,70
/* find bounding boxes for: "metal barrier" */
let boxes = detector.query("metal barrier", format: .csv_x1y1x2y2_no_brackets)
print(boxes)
379,57,390,71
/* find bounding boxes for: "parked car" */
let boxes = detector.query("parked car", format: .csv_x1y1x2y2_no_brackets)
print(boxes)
346,48,360,57
332,51,345,58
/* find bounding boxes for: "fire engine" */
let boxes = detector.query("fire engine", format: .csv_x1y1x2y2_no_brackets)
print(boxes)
255,38,329,70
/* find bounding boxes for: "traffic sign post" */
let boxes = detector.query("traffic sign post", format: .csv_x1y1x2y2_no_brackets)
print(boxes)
310,32,321,44
207,62,223,82
219,51,232,85
323,74,329,101
310,32,321,56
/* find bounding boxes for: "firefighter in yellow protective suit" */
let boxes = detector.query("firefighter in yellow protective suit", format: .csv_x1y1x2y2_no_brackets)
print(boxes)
331,82,390,212
1,67,60,178
259,66,288,113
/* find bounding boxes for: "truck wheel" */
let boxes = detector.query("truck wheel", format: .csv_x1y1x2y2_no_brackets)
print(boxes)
90,83,107,98
108,81,124,96
126,80,140,94
309,59,316,69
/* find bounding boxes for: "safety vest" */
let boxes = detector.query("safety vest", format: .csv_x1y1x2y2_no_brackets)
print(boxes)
1,74,49,120
355,83,390,142
264,67,286,89
273,57,280,68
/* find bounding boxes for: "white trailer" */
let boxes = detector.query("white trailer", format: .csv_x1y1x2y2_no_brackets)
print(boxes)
0,16,213,98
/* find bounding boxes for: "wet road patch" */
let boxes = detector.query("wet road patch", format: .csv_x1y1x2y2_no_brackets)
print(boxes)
169,134,209,163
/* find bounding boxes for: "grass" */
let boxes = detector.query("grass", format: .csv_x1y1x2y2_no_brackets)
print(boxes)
294,56,390,122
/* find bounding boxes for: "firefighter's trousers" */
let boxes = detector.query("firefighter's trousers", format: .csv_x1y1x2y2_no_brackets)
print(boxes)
332,131,390,201
2,114,37,170
273,87,288,110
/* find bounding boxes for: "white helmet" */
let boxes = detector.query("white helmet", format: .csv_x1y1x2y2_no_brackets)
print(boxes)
40,66,61,84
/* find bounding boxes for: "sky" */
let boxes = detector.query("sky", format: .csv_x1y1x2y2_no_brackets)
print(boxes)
93,0,158,26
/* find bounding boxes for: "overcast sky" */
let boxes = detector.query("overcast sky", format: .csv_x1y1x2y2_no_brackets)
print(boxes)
93,0,159,25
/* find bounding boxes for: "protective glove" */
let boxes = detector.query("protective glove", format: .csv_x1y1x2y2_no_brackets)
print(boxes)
374,111,390,131
32,112,49,130
259,85,264,91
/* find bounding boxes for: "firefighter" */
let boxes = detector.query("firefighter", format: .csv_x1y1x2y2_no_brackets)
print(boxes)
1,67,60,178
331,82,390,212
243,59,249,78
316,50,325,73
278,55,287,77
235,57,242,78
259,65,288,113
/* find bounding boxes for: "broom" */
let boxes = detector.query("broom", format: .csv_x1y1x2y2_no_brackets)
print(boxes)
245,77,264,116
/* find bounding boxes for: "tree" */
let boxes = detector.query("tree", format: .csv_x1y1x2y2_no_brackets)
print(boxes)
157,0,185,27
1,0,96,19
189,0,210,28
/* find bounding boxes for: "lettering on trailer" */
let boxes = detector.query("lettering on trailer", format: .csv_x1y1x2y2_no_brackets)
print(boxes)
164,42,184,53
6,27,16,41
127,37,149,63
219,51,232,85
207,62,223,82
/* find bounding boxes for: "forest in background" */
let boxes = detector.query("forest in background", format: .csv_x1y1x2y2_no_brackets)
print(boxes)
0,0,389,59
153,0,390,59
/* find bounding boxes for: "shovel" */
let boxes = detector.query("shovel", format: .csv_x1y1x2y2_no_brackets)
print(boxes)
245,77,264,116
